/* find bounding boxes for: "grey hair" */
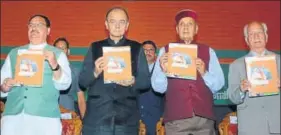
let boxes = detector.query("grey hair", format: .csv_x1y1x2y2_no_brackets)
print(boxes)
243,22,268,44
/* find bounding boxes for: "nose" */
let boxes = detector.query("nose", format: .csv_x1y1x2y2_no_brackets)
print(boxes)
30,25,38,31
115,22,121,28
253,33,260,39
182,24,189,30
144,50,149,55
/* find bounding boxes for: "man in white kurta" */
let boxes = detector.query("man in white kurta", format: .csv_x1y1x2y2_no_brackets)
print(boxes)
0,14,71,135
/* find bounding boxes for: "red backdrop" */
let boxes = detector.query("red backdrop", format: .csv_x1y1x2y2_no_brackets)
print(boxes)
1,1,280,50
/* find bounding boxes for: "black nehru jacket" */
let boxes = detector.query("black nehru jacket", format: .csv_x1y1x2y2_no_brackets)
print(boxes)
79,37,150,128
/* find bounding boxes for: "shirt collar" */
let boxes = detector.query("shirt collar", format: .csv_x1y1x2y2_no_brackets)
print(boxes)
177,39,196,44
248,49,268,57
28,42,47,50
107,36,126,46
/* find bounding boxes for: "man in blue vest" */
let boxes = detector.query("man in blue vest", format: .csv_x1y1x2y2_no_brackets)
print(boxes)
139,40,165,135
54,37,87,118
0,14,72,135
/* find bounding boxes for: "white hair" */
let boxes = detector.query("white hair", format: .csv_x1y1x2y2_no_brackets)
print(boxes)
243,22,268,44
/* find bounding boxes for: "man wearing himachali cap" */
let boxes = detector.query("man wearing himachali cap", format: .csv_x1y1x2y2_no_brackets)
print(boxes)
151,9,225,135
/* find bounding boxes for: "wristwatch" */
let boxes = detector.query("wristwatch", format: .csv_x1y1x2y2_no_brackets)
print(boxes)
51,64,60,71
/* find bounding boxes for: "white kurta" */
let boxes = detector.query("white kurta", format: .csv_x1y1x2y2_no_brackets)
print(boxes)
1,43,72,135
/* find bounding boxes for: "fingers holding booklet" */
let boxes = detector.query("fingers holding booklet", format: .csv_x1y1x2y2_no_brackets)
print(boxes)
240,79,251,93
114,76,135,87
1,78,23,92
43,50,58,69
195,58,206,76
94,56,106,78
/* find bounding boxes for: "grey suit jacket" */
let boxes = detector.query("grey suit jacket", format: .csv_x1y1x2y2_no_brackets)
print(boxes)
227,50,280,135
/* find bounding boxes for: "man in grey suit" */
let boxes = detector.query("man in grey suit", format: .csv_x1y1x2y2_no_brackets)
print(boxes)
227,21,280,135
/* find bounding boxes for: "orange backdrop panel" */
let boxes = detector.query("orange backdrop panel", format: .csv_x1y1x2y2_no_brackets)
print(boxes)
1,1,280,50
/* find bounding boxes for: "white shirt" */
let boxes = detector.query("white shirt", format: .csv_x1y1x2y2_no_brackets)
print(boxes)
148,62,155,73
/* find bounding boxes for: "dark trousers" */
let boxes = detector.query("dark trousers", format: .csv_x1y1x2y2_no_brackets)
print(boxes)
165,116,216,135
142,115,161,135
139,89,164,135
82,125,138,135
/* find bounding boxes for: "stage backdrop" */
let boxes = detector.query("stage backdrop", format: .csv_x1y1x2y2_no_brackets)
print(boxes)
1,1,280,105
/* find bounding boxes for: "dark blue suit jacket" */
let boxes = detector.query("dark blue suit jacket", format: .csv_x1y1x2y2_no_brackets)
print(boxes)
138,64,165,135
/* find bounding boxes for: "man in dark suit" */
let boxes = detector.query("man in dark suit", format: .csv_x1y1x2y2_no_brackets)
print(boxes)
139,40,165,135
79,7,150,135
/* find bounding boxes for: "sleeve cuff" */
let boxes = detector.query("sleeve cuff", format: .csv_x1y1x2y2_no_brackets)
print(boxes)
1,91,8,98
240,91,246,99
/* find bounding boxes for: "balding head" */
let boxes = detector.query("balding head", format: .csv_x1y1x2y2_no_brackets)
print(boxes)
244,21,268,43
105,7,129,21
243,21,268,51
105,6,130,41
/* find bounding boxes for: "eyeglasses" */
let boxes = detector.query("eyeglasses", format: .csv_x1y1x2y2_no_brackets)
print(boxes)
107,19,127,26
248,31,264,37
27,23,47,29
144,49,155,53
57,46,67,50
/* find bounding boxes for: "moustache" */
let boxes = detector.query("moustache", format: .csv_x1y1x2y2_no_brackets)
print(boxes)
31,30,39,34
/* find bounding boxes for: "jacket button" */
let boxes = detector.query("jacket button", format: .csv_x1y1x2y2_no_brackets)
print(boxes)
24,96,27,99
25,88,28,90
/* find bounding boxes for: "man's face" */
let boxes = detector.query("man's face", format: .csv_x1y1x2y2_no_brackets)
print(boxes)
246,22,267,50
105,9,129,39
55,41,69,55
143,44,156,64
176,17,198,42
28,16,50,45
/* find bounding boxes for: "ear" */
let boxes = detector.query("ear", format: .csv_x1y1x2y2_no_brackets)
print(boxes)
244,37,249,46
105,20,109,30
125,21,130,31
265,33,268,43
195,24,198,34
176,25,179,34
47,28,51,35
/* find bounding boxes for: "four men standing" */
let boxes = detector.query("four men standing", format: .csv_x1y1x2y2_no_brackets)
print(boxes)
0,7,279,135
